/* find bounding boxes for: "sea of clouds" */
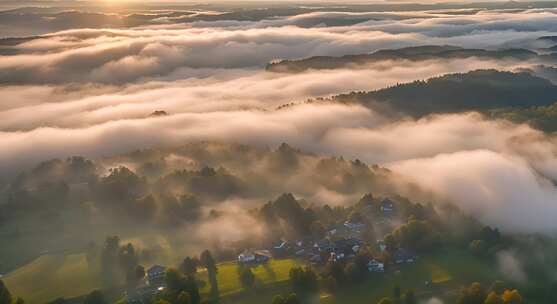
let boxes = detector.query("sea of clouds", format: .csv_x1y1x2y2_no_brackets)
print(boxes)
2,5,557,233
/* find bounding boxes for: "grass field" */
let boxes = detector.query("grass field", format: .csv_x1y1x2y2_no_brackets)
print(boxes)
321,247,500,304
222,247,501,304
4,253,300,304
3,254,102,304
3,247,500,304
198,259,300,296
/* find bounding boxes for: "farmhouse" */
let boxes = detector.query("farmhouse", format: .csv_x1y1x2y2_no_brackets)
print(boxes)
344,220,366,231
147,265,166,286
393,248,416,264
380,198,395,215
238,250,271,264
367,259,385,273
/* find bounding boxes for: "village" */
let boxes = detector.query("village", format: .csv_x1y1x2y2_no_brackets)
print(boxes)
124,197,419,304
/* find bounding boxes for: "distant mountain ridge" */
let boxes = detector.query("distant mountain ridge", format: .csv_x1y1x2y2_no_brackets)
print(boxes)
266,45,539,73
314,69,557,117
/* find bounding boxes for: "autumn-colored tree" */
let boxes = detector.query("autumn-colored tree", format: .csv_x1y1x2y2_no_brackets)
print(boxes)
377,297,394,304
502,289,522,304
484,292,503,304
457,282,487,304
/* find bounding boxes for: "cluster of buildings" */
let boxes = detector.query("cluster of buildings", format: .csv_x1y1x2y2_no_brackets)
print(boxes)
125,265,167,304
269,236,364,264
236,197,416,274
124,197,416,303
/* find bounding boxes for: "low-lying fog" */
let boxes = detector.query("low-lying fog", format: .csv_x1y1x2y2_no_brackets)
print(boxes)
2,4,557,236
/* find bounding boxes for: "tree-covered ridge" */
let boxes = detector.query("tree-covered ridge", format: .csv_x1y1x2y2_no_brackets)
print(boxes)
0,142,401,273
327,69,557,117
488,102,557,133
266,46,539,73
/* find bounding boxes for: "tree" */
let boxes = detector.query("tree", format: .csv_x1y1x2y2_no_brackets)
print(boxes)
181,257,197,277
165,268,184,291
289,266,318,296
183,276,200,304
200,250,217,274
457,282,487,304
200,250,219,298
0,280,11,304
272,295,285,304
344,262,363,283
378,298,393,304
384,234,396,252
469,240,487,256
321,275,338,293
490,281,505,295
326,261,346,286
84,290,106,304
86,241,98,270
502,290,522,304
392,285,402,301
47,298,66,304
239,267,256,290
284,293,300,304
484,292,503,304
390,219,442,252
163,269,200,304
479,226,501,245
177,291,191,304
100,236,120,283
132,265,145,283
310,221,326,239
404,290,417,304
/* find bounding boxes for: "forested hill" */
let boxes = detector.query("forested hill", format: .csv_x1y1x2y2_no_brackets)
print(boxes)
328,69,557,117
266,46,538,73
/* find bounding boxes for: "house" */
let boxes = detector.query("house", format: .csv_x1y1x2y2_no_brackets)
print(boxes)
147,265,166,286
377,240,387,252
271,240,289,257
344,221,366,231
332,238,362,260
367,259,385,273
393,248,416,264
308,253,322,264
314,239,332,252
238,251,256,263
125,284,165,304
274,240,288,250
380,198,395,215
238,250,271,264
329,251,344,262
254,250,271,263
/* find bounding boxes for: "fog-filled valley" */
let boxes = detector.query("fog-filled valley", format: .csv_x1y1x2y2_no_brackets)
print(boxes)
3,1,557,304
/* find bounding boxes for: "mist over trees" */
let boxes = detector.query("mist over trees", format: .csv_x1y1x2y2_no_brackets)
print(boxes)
331,70,557,117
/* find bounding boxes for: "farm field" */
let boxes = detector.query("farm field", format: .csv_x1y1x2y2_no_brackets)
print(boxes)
3,254,102,304
223,248,501,304
2,247,503,304
199,259,300,296
3,253,300,304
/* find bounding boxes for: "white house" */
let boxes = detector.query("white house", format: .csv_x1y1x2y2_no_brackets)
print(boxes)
238,251,256,263
147,265,166,286
368,259,385,273
380,198,395,215
238,250,271,264
393,248,416,264
344,221,366,230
